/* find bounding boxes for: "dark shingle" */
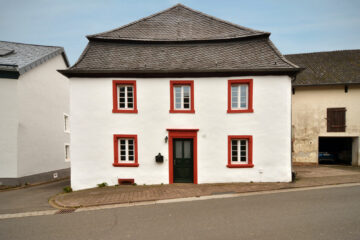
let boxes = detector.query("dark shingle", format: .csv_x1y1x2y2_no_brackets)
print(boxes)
61,4,300,77
286,50,360,86
89,4,267,41
0,41,69,76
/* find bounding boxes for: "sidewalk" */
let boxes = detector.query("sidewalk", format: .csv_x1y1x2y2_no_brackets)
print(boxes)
52,165,360,209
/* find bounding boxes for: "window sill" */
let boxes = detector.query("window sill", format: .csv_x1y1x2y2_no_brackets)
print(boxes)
227,109,254,113
113,163,139,167
169,109,195,114
227,164,254,168
112,109,138,113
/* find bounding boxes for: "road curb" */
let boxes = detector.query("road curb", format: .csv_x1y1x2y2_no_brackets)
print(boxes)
2,182,360,220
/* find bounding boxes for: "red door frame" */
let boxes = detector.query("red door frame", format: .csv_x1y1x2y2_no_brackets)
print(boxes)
167,129,198,184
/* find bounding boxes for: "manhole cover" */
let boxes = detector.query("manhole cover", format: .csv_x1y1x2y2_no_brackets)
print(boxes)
56,208,76,214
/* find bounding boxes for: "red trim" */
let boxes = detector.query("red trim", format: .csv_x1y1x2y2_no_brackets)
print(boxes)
167,129,198,184
227,79,254,113
112,80,138,113
169,80,195,113
118,178,135,185
227,135,254,168
113,134,139,167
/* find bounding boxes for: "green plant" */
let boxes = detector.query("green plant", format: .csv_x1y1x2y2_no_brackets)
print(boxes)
63,186,72,193
132,183,137,186
97,182,108,188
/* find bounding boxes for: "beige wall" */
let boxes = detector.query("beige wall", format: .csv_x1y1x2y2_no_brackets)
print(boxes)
292,85,360,165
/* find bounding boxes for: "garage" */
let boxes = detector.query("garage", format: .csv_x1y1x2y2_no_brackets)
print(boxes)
318,137,353,165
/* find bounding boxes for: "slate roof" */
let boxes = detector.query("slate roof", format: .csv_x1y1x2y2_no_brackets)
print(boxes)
88,4,268,41
286,50,360,86
0,41,69,78
61,4,300,77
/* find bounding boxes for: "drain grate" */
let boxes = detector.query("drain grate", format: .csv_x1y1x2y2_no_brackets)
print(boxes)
211,191,236,195
56,208,76,214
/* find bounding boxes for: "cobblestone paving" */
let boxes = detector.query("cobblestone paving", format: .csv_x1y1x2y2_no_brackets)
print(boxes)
54,165,360,208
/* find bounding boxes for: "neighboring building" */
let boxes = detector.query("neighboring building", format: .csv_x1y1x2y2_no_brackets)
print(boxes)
60,4,300,190
286,50,360,166
0,41,70,186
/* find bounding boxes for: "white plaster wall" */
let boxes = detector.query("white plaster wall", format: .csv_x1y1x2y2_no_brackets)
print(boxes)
0,78,18,178
70,76,292,190
17,55,70,177
292,85,360,164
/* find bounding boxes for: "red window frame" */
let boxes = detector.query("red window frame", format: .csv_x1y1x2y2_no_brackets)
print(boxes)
169,80,195,113
227,79,253,113
227,135,254,168
113,134,139,167
112,80,138,113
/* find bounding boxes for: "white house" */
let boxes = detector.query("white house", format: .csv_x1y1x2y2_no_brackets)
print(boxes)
0,41,70,186
60,4,300,190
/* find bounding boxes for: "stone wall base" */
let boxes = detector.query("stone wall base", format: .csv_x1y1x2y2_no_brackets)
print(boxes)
0,168,70,186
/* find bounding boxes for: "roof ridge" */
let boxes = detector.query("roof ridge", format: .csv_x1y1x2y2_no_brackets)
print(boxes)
0,40,64,49
88,4,268,39
285,49,360,56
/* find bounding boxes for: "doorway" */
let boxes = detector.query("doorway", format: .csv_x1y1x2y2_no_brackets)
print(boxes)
167,129,198,184
318,137,352,165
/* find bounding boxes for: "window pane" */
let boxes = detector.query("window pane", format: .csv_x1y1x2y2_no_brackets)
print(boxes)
175,141,182,158
119,86,125,92
183,86,190,97
240,156,247,162
127,86,133,92
184,141,191,158
129,156,134,161
128,140,133,145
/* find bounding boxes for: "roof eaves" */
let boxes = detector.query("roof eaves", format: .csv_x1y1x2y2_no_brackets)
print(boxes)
58,67,300,78
18,48,65,75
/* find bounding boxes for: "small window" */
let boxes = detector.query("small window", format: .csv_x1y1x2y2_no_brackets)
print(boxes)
64,114,70,132
327,108,346,132
112,80,138,113
113,134,139,167
227,79,253,113
65,144,70,162
227,135,253,168
170,80,195,113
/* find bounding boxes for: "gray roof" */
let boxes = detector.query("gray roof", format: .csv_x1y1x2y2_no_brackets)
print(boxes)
286,50,360,86
61,4,300,78
0,41,69,78
88,4,268,41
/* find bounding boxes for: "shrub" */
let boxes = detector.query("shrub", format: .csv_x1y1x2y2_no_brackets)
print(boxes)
97,182,108,188
63,186,72,193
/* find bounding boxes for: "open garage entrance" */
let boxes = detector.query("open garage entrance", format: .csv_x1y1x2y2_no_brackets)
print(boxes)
318,137,353,165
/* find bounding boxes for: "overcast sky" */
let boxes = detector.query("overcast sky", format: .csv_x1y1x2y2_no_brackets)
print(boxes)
1,0,359,64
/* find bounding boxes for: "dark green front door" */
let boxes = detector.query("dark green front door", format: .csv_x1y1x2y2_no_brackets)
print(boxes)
173,139,193,183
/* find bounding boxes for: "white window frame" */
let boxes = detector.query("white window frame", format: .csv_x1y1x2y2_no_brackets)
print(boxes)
174,85,191,110
231,84,248,110
64,144,70,162
231,139,248,164
118,138,135,163
64,113,70,133
117,85,134,110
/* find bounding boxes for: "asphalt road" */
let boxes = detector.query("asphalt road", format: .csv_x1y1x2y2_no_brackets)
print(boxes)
1,185,360,240
0,179,69,214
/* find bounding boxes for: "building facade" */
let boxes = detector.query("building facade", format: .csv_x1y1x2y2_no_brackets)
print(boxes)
286,50,360,166
0,41,70,186
60,4,300,190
